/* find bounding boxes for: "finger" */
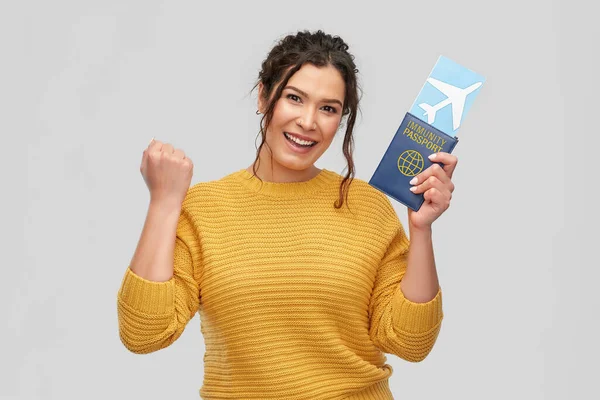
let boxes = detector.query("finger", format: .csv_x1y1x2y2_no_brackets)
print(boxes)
140,149,148,173
183,158,194,173
409,163,450,188
423,187,437,203
423,187,451,210
428,152,458,179
410,175,444,194
173,149,185,159
148,138,163,151
162,143,175,154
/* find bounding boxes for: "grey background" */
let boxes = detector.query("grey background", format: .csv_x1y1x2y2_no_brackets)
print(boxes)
2,0,598,399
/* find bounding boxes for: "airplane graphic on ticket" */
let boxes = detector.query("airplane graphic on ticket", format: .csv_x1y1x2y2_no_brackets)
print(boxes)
409,55,485,137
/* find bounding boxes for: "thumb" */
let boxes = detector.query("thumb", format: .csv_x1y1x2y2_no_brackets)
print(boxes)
140,148,148,176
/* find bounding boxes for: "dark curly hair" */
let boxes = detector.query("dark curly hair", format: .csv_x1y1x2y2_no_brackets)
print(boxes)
249,29,362,210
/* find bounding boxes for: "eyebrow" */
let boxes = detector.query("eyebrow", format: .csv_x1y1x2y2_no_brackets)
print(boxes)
284,85,343,108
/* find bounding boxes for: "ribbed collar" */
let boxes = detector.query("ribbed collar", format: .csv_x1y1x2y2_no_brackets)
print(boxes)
232,168,334,199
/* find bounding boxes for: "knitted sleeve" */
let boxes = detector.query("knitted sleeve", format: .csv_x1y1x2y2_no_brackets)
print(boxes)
117,202,202,354
368,203,444,362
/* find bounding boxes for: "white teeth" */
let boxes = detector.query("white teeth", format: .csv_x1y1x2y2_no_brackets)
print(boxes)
284,132,316,146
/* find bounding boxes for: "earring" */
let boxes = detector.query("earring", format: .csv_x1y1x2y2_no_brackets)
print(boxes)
256,109,261,115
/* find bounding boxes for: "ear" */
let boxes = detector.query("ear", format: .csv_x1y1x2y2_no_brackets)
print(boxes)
257,82,266,114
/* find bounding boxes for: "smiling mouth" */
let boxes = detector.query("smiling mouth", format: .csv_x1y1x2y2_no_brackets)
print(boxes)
283,132,318,147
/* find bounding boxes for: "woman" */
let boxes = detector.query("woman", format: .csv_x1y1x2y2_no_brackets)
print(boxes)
117,30,457,400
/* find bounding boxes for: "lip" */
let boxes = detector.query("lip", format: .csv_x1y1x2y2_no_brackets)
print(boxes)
284,131,319,143
282,132,317,154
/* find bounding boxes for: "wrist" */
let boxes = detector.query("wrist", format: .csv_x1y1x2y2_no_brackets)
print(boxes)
408,220,432,236
148,200,183,219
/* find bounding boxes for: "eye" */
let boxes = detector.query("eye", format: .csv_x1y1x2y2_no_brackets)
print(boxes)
286,94,301,102
322,105,337,114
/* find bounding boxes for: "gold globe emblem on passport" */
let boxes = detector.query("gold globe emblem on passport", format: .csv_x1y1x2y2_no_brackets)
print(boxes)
397,150,424,177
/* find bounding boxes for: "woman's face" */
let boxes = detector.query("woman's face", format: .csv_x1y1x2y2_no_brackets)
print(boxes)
258,63,345,173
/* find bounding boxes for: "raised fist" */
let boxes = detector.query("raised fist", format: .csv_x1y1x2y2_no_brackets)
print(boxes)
140,138,194,207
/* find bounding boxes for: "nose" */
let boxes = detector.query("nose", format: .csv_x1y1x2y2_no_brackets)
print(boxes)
296,110,317,131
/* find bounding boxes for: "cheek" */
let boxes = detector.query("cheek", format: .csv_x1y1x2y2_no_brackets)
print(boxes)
271,101,296,123
321,117,341,138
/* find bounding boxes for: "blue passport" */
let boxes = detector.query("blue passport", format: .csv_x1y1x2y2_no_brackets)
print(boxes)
369,113,459,211
369,56,485,211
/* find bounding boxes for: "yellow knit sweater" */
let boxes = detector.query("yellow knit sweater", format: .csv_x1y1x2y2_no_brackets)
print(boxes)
117,167,443,400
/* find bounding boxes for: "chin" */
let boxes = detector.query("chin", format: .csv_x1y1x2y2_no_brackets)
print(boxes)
275,156,316,171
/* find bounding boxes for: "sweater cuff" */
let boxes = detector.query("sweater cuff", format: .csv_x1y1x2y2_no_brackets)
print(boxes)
392,285,443,334
118,267,175,315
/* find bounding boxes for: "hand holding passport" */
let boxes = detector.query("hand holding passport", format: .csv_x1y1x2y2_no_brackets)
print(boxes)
369,55,485,211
